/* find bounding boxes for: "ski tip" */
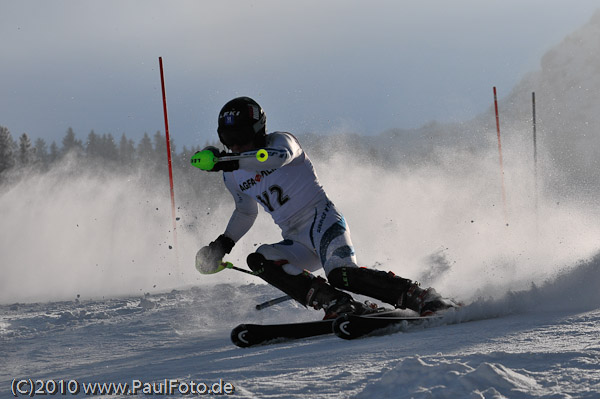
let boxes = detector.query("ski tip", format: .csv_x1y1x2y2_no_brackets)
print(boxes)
331,314,356,340
231,324,253,348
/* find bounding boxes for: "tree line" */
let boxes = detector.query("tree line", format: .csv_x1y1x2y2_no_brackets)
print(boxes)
0,125,218,179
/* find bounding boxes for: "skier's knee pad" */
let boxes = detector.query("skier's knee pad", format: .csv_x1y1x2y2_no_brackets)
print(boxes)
247,251,290,273
246,252,265,273
256,243,286,262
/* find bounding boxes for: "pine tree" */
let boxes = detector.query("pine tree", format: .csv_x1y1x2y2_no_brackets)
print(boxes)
85,130,101,158
18,133,35,166
118,133,135,167
137,132,154,163
100,133,118,161
49,141,59,164
34,138,49,168
0,125,16,174
62,127,83,156
153,130,167,163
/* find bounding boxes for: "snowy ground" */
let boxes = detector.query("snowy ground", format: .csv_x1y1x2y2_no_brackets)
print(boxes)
2,254,600,399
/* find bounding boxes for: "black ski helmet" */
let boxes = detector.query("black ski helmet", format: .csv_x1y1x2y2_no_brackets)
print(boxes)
217,97,266,148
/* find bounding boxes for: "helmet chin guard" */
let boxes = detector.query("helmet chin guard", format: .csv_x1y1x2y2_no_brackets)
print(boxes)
217,97,266,148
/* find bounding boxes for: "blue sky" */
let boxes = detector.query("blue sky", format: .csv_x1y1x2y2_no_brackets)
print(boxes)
1,0,599,149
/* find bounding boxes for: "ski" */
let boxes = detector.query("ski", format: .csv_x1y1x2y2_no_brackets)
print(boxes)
231,309,451,347
231,319,334,347
332,310,442,340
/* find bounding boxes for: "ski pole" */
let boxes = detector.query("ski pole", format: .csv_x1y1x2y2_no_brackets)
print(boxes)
220,261,259,276
197,259,293,309
190,149,269,171
219,262,293,310
255,294,292,310
196,259,258,275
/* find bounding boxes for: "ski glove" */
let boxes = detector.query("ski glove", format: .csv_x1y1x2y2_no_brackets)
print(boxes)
195,234,235,274
203,146,239,172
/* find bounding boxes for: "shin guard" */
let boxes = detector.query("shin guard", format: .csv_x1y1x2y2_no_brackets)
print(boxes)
247,253,352,310
328,267,415,308
247,253,314,306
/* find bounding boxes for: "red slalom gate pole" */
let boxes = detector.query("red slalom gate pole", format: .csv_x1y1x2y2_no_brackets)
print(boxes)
532,92,539,234
493,86,508,225
159,57,179,256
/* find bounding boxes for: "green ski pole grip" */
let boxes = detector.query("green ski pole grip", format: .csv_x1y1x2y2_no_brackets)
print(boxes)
190,149,218,171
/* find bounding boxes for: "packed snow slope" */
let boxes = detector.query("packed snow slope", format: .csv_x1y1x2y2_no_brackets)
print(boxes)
2,254,600,398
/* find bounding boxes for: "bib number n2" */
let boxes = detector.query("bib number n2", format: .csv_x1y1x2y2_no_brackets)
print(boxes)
256,185,289,211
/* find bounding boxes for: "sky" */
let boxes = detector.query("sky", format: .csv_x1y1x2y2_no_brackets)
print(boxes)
1,0,599,150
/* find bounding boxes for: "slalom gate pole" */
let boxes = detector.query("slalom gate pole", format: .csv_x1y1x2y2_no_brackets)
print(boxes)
159,57,179,257
493,86,509,225
532,92,539,233
532,92,538,175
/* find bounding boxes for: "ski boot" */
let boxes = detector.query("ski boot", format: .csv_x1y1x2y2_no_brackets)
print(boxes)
306,276,375,319
400,284,456,316
328,266,457,316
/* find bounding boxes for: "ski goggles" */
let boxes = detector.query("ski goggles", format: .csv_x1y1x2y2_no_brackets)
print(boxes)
217,129,253,149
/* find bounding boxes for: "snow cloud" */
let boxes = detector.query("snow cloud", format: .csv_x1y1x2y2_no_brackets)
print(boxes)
313,136,600,302
0,158,190,303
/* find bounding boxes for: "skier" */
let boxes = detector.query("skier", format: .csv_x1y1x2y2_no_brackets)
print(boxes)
195,97,456,319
